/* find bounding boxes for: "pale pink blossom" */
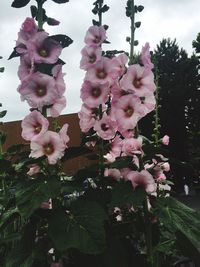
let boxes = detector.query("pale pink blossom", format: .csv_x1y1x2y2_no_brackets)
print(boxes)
59,123,70,146
127,170,156,194
154,170,166,182
21,110,49,141
78,104,96,133
94,113,117,140
140,92,156,116
84,25,107,47
18,55,34,80
30,131,66,164
80,80,110,108
111,53,128,77
111,94,143,133
104,136,122,162
18,72,60,110
16,17,37,54
80,46,102,70
40,199,52,209
27,31,62,64
52,64,66,97
27,164,40,176
140,42,154,70
104,168,121,180
49,96,66,118
85,57,119,85
120,64,156,97
122,137,143,156
162,135,169,145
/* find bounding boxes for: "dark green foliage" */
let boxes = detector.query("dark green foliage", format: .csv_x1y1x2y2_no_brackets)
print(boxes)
11,0,31,8
48,35,73,48
51,0,69,3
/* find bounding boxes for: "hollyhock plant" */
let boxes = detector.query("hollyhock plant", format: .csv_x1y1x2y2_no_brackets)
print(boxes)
139,92,156,116
80,46,102,70
30,129,69,165
162,135,170,145
49,96,66,118
16,17,37,54
84,25,107,47
127,170,157,194
26,31,62,64
111,53,129,77
27,164,40,176
120,64,156,97
94,113,117,140
85,56,119,85
18,54,34,80
140,42,154,70
111,94,144,133
18,72,60,110
21,110,49,141
121,136,143,156
104,135,122,162
80,80,110,108
78,104,96,133
52,64,66,97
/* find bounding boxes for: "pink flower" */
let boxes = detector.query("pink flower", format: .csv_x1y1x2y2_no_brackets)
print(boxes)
27,31,62,64
78,104,96,133
85,57,119,85
49,96,66,118
140,92,156,116
18,72,60,110
104,168,121,180
18,55,34,80
122,137,143,156
80,80,110,108
162,135,169,145
80,46,102,70
84,26,107,47
120,64,156,97
127,170,156,194
154,170,166,182
21,110,49,141
16,17,37,53
140,42,154,70
94,113,117,140
40,199,52,209
104,136,122,162
111,94,143,133
52,64,66,97
27,164,40,176
30,131,67,164
111,53,128,77
59,123,70,146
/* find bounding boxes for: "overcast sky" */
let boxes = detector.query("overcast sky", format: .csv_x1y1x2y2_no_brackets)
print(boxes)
0,0,199,122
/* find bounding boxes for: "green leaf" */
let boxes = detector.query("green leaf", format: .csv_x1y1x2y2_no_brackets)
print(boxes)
109,181,146,209
108,156,136,170
176,230,200,266
0,132,6,145
0,159,12,173
11,0,31,8
49,200,107,254
135,21,141,28
0,110,7,118
51,0,69,3
48,34,73,48
62,146,92,161
16,178,60,218
155,197,200,247
0,67,4,72
137,5,144,12
101,4,109,13
8,47,20,60
0,207,19,230
30,5,37,18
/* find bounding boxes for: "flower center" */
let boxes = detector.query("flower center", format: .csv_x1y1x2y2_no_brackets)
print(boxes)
94,36,101,44
36,87,46,97
91,87,101,98
101,123,109,131
34,123,42,134
97,69,107,79
89,54,96,63
133,78,142,89
124,106,134,117
39,49,48,57
43,143,54,155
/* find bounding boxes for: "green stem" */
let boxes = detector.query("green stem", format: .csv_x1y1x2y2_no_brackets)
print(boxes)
37,1,44,30
143,197,153,266
98,0,103,26
153,68,160,147
129,0,135,65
